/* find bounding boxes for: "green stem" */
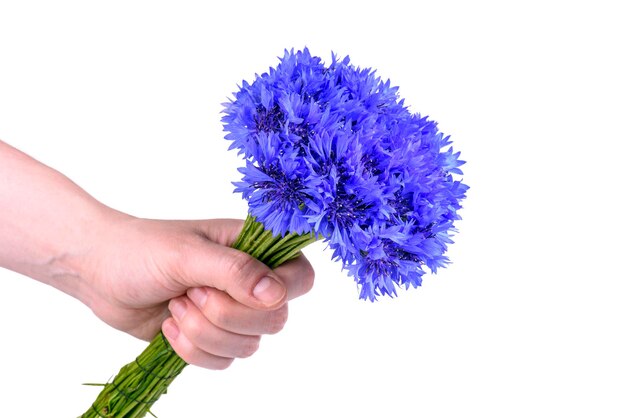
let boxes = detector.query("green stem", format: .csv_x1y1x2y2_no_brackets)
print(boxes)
80,332,187,418
80,215,318,417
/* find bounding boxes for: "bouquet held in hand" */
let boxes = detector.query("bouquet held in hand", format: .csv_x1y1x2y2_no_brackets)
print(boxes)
82,48,468,417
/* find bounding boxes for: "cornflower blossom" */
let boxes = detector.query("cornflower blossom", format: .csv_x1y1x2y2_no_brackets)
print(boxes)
223,48,468,300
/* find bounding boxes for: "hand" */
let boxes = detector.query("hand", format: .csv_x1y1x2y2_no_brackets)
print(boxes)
0,140,315,370
76,215,315,370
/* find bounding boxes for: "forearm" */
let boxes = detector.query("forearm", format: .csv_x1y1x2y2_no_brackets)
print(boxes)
0,140,118,299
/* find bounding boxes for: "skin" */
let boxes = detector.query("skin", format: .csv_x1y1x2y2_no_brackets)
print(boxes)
0,139,314,370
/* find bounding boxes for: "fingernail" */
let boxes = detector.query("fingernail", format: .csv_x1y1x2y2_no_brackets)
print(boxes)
188,287,208,308
169,299,187,320
163,320,180,341
253,276,285,304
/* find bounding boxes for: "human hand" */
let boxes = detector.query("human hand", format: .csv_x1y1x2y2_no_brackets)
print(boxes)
0,140,314,370
75,215,314,370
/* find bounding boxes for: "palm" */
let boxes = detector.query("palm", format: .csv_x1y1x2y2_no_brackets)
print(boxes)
83,218,214,340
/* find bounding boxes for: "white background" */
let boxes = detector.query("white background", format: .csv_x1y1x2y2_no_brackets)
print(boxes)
1,1,625,417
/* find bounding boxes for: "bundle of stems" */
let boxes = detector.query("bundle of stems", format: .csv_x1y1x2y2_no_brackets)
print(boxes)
81,215,317,418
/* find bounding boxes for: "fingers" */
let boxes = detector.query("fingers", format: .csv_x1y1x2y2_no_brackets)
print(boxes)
173,219,315,308
163,220,316,370
187,287,288,335
162,291,288,369
162,317,234,370
168,296,261,358
175,238,287,310
273,253,315,301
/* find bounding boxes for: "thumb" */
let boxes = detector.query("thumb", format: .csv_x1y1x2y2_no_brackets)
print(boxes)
174,238,287,310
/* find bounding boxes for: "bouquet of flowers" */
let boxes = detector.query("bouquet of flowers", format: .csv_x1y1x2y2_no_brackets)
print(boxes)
81,48,467,417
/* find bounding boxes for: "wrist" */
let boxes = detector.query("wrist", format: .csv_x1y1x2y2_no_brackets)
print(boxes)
0,140,134,305
43,203,131,303
12,198,121,302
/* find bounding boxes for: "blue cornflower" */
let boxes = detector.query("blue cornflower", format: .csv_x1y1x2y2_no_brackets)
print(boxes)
222,48,468,300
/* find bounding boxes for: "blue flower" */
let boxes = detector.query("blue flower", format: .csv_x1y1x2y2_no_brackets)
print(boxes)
222,48,468,300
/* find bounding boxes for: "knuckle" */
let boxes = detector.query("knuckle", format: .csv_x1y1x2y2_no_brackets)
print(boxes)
207,298,231,329
239,336,261,358
227,251,256,276
267,304,289,334
169,340,194,365
226,251,259,285
301,264,315,294
184,317,204,343
212,357,235,371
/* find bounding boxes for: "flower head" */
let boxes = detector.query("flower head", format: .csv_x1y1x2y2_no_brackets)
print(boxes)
222,48,468,300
